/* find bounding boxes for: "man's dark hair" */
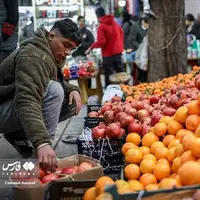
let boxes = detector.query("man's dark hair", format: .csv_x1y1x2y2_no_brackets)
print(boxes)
95,7,105,18
186,14,195,22
51,18,82,45
77,16,85,21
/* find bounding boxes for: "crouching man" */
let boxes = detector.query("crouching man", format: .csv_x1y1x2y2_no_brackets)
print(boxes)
0,18,82,172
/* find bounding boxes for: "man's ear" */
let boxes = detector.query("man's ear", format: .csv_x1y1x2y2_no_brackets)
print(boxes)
48,31,56,41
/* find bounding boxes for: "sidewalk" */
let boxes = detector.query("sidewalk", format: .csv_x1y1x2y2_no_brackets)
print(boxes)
0,105,87,200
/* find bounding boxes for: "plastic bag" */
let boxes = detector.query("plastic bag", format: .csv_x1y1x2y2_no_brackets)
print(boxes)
135,36,148,71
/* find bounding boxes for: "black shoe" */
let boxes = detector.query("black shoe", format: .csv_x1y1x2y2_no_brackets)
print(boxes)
4,130,33,158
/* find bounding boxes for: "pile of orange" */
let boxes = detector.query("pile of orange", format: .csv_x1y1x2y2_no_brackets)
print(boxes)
120,94,200,192
121,66,200,101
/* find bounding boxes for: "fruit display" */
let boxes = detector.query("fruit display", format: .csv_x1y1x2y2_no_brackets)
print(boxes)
63,61,96,79
11,161,94,188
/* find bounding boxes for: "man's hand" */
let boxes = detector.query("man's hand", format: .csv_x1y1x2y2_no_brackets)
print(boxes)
126,49,133,53
37,144,57,172
69,91,82,115
85,47,91,55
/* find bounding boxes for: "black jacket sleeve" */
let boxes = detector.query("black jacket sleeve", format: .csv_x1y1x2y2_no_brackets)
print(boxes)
81,30,94,49
2,0,19,41
128,24,140,50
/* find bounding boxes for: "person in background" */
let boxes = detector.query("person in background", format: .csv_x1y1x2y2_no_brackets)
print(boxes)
86,7,125,87
23,16,34,40
0,18,82,172
72,16,94,58
186,13,200,40
0,0,19,63
128,17,149,83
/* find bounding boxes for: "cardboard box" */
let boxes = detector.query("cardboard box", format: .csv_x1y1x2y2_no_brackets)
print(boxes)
13,154,104,200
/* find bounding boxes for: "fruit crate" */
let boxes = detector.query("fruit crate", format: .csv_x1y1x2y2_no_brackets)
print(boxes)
105,184,200,200
44,180,97,200
77,117,125,173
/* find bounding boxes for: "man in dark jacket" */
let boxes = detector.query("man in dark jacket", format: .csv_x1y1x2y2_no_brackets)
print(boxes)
0,0,19,63
86,7,125,87
72,16,94,57
0,18,82,172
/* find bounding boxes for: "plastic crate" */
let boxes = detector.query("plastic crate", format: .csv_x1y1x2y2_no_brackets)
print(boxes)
77,118,125,173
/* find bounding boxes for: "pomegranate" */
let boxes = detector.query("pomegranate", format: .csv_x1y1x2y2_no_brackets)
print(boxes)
100,105,111,114
163,107,176,116
168,94,182,109
78,162,93,173
150,95,160,104
125,108,137,117
142,99,150,105
128,120,142,134
137,109,150,121
120,115,134,128
139,94,148,101
144,105,154,114
152,110,163,116
119,128,126,137
88,111,99,118
103,101,112,107
73,166,78,172
111,94,122,103
42,174,60,184
92,126,106,139
123,104,132,112
112,105,123,115
98,121,107,129
142,117,151,124
159,97,167,104
104,110,114,123
114,112,126,122
155,103,167,111
105,123,121,138
171,86,177,94
135,101,145,111
151,113,163,126
141,125,151,137
61,167,76,175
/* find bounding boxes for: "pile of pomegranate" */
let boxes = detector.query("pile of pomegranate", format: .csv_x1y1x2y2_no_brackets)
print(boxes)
11,162,93,189
89,77,200,140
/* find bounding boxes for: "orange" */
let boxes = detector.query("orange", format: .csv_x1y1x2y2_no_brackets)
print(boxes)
185,115,200,132
140,159,156,174
181,150,196,164
176,129,193,142
95,193,113,200
194,125,200,137
197,93,200,105
174,106,189,124
95,176,114,195
178,161,200,186
139,173,157,187
126,133,141,146
142,132,159,147
140,146,150,156
143,154,157,163
153,163,171,181
167,120,184,135
128,180,144,191
122,143,137,155
158,178,177,189
197,158,200,163
150,141,165,155
170,173,177,179
182,134,196,151
157,158,171,167
118,185,133,194
187,100,200,115
83,187,97,200
125,148,143,164
190,138,200,158
154,123,167,137
174,144,184,158
163,135,175,147
166,147,176,162
159,116,172,125
155,147,168,160
124,164,141,180
145,184,158,191
115,180,128,190
171,157,182,173
168,139,180,149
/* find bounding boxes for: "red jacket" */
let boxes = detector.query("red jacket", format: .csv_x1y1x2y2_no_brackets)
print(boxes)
90,15,124,57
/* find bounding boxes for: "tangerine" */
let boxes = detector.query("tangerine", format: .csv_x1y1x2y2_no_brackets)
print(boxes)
128,180,144,191
176,129,193,141
190,138,200,158
171,157,182,173
125,148,143,164
124,164,141,180
139,173,157,187
155,147,168,160
194,125,200,137
163,135,175,147
122,143,137,155
140,159,156,174
143,154,157,163
182,134,196,151
168,139,181,149
145,184,158,191
158,178,177,189
174,106,189,124
181,150,196,164
167,120,184,135
159,116,172,125
150,141,165,155
166,147,176,162
95,176,114,195
153,163,171,181
126,133,141,146
115,180,128,190
83,187,97,200
174,144,184,158
185,115,200,132
140,146,150,156
142,132,159,147
157,158,171,167
154,123,167,137
187,100,200,115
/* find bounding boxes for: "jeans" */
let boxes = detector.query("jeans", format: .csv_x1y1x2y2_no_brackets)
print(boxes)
103,54,125,87
0,80,76,139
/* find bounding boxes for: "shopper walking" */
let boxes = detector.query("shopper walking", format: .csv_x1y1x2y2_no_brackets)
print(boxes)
0,18,82,172
86,7,125,87
0,0,19,63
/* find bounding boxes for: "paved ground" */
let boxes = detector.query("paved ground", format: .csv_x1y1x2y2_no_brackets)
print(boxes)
0,105,87,200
